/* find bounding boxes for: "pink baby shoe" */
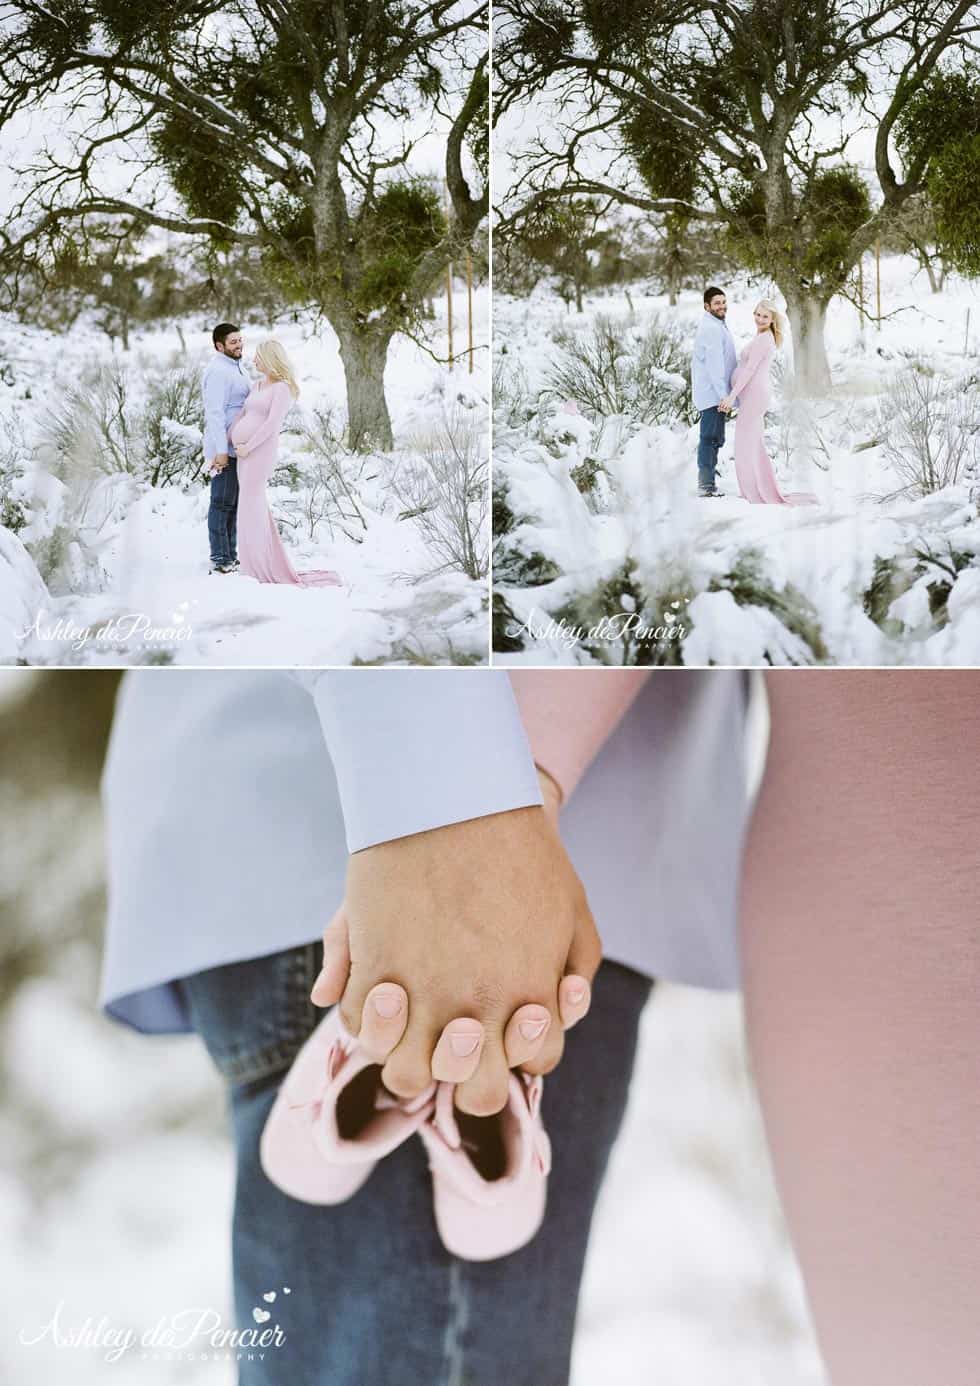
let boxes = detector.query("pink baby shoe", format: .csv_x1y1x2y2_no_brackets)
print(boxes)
260,1007,436,1204
419,1072,552,1261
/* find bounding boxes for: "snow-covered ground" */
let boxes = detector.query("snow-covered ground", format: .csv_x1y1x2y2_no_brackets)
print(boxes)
493,258,980,665
1,288,489,666
0,670,825,1385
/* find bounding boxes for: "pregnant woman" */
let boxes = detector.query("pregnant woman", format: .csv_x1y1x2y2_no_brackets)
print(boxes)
720,301,817,506
230,340,343,587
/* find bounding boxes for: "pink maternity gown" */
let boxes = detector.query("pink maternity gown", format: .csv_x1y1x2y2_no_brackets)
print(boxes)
731,332,817,506
229,380,343,587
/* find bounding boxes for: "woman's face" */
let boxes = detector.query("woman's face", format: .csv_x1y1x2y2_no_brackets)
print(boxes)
754,307,773,331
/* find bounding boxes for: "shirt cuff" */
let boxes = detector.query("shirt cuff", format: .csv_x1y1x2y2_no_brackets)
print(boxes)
292,671,544,852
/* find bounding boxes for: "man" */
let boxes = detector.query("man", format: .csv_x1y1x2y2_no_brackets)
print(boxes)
691,285,737,497
202,322,250,573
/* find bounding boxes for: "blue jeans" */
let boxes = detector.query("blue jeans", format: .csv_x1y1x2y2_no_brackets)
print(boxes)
208,457,239,565
697,406,727,489
178,946,653,1386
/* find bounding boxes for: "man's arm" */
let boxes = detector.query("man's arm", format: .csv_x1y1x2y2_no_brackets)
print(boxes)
705,328,730,406
292,669,600,1116
201,367,229,466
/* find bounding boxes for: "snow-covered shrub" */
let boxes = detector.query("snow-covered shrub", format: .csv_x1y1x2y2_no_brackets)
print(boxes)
492,351,534,428
141,366,205,487
38,359,205,490
391,403,488,580
289,405,372,540
879,364,980,497
705,551,829,663
548,558,691,665
40,362,133,476
0,414,30,533
544,313,693,425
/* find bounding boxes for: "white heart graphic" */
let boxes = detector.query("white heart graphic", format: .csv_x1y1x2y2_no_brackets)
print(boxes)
253,1308,271,1324
263,1292,276,1303
283,1287,291,1294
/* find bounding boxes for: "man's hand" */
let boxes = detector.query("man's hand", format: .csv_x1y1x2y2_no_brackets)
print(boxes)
212,453,229,472
311,796,601,1117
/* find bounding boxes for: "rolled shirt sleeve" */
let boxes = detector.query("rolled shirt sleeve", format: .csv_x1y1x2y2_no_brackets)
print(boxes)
292,670,544,852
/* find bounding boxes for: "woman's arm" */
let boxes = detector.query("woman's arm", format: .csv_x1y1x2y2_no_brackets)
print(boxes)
740,671,980,1386
509,669,652,806
237,381,293,455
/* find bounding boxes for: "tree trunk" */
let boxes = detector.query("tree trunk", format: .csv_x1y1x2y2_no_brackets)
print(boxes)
783,291,832,394
336,326,394,452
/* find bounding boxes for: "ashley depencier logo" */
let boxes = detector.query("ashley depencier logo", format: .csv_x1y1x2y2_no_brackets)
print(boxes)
18,608,196,653
19,1295,290,1364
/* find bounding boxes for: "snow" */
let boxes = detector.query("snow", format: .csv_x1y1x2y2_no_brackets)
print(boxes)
0,527,49,663
493,258,980,665
1,289,489,666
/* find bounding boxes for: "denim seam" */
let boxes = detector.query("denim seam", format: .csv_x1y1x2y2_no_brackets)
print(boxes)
442,1261,470,1386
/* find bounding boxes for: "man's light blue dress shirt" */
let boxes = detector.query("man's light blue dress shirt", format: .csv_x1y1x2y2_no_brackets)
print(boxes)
201,353,251,461
691,313,738,411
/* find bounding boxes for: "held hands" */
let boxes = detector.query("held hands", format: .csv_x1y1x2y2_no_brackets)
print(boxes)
311,769,601,1116
212,453,230,472
718,396,734,414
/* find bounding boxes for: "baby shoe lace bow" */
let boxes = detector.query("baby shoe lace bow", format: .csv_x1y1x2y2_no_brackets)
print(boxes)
290,1033,438,1123
429,1072,552,1181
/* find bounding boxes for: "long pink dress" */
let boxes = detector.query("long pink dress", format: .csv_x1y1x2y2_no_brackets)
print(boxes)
731,332,817,506
229,380,343,587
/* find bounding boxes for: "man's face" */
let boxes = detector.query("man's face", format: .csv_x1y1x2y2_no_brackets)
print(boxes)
217,332,244,359
707,295,727,320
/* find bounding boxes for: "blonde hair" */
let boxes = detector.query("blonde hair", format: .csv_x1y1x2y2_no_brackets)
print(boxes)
755,299,784,349
254,339,299,398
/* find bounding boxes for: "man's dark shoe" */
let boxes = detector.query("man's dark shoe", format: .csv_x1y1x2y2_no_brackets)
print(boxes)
697,485,725,498
210,562,236,574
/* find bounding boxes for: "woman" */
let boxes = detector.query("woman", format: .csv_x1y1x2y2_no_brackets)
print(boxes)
720,300,817,506
230,339,343,587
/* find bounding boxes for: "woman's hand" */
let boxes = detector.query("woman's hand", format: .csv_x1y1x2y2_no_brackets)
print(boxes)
311,787,601,1116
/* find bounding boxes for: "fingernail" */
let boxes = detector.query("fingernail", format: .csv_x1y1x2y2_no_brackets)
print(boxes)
310,969,328,1000
566,983,587,1005
372,991,403,1019
519,1018,549,1041
448,1031,481,1058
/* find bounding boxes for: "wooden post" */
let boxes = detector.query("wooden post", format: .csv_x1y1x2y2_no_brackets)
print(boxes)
466,252,474,374
875,238,881,330
446,261,454,369
858,255,864,333
445,182,454,370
